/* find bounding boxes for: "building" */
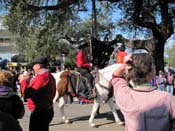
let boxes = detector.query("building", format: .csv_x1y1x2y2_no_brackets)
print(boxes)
0,29,18,61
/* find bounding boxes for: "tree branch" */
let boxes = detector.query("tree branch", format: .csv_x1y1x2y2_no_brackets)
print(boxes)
108,34,157,55
99,0,121,2
25,0,79,11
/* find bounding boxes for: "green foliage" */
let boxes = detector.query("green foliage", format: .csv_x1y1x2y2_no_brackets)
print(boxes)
2,1,81,65
1,0,118,68
1,0,174,71
165,42,175,67
65,54,76,69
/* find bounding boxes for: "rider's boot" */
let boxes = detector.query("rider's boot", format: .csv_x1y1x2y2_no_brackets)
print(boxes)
87,83,96,99
88,89,96,99
88,93,95,99
92,87,97,97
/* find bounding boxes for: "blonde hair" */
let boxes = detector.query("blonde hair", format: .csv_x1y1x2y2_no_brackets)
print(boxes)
0,70,14,87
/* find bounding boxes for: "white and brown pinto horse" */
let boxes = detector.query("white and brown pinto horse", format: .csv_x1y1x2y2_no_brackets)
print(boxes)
52,64,124,127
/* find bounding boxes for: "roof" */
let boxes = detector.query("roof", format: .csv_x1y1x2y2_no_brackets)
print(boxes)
0,46,18,53
0,30,11,39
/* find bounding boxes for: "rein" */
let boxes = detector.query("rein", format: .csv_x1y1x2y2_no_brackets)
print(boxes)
97,82,111,91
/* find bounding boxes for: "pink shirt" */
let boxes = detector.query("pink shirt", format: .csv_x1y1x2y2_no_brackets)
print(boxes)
112,77,175,131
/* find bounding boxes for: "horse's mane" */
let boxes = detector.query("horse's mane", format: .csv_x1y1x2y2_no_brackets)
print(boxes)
60,70,70,78
98,64,121,87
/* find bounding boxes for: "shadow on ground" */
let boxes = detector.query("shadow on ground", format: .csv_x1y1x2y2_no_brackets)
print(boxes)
50,109,124,128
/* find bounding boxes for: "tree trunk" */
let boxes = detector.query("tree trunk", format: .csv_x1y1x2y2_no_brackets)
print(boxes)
153,41,165,74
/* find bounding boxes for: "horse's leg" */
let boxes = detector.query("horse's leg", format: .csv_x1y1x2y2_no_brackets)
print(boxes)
58,97,70,124
53,91,59,103
89,99,100,127
107,98,124,125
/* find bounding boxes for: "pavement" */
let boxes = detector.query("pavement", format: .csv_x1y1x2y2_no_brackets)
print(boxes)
19,101,125,131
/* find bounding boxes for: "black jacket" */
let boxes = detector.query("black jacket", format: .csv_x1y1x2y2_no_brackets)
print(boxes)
0,111,22,131
0,94,25,119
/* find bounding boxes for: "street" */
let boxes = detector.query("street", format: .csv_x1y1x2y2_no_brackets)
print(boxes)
19,101,125,131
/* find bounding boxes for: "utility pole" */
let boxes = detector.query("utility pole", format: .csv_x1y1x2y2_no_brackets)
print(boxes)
91,0,97,38
89,0,97,62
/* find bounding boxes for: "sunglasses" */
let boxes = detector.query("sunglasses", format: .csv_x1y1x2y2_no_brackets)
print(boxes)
132,48,150,54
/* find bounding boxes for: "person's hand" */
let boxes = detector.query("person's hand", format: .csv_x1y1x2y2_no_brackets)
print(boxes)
124,55,133,70
18,74,29,83
90,63,93,67
124,54,132,63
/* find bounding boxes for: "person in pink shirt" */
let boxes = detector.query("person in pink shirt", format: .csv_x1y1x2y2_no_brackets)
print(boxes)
112,50,175,131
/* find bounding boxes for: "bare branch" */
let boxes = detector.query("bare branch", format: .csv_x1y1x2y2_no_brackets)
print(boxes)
25,0,79,11
98,0,121,2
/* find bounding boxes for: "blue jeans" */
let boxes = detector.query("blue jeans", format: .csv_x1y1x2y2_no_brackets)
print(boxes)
158,84,165,92
166,85,174,94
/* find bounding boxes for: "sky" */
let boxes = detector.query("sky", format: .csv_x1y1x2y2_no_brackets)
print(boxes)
0,1,175,62
0,1,175,45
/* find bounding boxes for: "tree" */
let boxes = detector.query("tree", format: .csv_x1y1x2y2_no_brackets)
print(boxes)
0,0,117,65
1,1,76,61
165,42,175,67
0,0,175,72
108,0,175,72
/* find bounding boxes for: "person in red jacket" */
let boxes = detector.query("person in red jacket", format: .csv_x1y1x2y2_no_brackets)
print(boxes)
76,42,95,99
116,44,128,63
19,56,56,131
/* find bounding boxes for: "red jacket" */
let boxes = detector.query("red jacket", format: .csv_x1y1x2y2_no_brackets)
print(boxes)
20,70,56,111
116,51,127,63
76,50,91,68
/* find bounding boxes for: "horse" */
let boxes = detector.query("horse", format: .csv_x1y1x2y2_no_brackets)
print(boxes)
52,64,124,127
91,36,114,68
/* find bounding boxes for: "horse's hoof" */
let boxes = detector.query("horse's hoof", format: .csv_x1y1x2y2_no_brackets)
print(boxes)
65,119,71,124
89,122,98,128
96,111,100,115
117,121,125,126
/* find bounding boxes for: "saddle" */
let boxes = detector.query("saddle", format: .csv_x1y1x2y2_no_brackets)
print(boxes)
69,71,92,100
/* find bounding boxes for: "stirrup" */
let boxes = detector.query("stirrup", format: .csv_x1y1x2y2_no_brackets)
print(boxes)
88,95,96,99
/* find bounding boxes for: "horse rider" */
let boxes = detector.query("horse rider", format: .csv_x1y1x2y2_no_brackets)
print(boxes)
76,41,95,99
116,43,128,63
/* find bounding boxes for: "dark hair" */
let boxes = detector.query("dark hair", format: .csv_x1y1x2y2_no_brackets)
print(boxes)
118,45,125,51
125,53,154,84
168,68,173,74
78,42,88,49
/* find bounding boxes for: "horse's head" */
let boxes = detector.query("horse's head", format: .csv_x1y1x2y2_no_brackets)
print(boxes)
91,37,114,69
